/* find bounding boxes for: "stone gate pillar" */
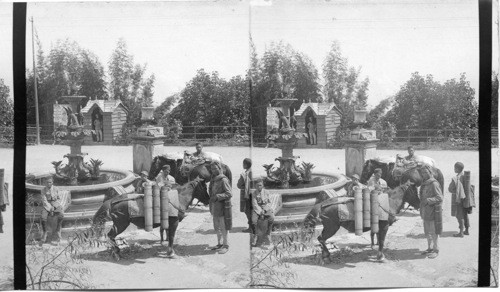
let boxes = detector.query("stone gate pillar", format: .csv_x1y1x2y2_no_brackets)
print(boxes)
343,110,379,178
131,107,166,175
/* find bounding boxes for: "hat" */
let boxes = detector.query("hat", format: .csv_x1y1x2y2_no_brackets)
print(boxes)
351,174,360,180
140,170,149,176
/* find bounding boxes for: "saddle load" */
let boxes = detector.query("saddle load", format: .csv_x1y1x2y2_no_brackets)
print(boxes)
109,182,180,231
319,186,391,235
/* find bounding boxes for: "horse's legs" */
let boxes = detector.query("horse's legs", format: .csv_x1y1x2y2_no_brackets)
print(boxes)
108,212,131,260
317,216,340,259
370,231,378,249
377,221,389,261
160,227,165,244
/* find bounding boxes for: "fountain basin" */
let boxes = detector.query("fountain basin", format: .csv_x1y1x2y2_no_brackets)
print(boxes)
256,172,349,228
26,168,136,235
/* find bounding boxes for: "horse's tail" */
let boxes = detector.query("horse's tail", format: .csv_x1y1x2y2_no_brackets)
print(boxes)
436,168,445,192
224,164,233,186
303,204,321,231
92,200,112,229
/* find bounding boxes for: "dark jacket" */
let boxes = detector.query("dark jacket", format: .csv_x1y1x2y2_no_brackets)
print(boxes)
419,177,443,221
209,174,232,217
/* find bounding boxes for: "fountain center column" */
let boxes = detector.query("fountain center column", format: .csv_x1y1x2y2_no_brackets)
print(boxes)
343,110,379,178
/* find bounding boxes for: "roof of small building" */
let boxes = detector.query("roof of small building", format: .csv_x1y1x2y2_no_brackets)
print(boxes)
295,102,341,117
81,100,128,114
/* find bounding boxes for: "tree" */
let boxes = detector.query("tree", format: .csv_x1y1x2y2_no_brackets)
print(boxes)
322,41,370,141
108,38,133,102
108,38,155,127
383,72,478,131
0,79,13,127
26,38,108,126
170,69,249,128
250,41,321,130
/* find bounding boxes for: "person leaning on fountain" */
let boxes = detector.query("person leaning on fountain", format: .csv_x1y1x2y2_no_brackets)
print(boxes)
134,170,151,194
156,165,176,187
251,179,275,247
209,161,232,254
367,168,388,191
40,177,64,245
346,174,366,196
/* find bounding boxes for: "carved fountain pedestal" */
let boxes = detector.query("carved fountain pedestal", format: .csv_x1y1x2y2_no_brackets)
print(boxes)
261,99,349,231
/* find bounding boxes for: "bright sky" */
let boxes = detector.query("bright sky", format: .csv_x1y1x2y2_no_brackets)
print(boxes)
0,0,491,108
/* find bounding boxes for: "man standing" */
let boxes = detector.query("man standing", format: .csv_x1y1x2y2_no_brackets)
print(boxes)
448,162,469,237
367,168,388,191
237,158,253,233
419,165,443,259
40,177,64,245
94,117,103,142
209,161,232,254
156,165,176,187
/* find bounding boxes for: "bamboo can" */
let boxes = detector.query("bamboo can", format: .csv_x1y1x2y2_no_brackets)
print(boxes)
160,186,170,230
354,186,363,235
152,184,161,225
362,187,371,228
370,190,379,233
143,182,153,231
224,199,232,231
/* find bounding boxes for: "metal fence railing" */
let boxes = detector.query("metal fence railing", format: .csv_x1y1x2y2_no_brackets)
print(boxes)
0,125,496,148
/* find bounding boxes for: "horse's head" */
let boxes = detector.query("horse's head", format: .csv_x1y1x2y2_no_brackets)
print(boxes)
360,160,375,184
403,182,420,210
149,156,164,180
388,181,420,214
177,176,210,208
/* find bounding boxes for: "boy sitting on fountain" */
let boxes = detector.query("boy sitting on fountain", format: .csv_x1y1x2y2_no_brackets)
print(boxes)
40,177,65,245
251,179,275,247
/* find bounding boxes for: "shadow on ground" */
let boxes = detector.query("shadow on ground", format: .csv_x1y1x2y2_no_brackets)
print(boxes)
280,244,426,270
79,238,216,265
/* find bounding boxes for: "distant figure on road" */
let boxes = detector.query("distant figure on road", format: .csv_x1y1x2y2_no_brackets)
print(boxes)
94,118,103,142
307,117,316,145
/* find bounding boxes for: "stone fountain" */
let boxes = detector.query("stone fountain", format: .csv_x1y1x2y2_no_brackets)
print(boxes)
25,96,136,238
261,99,349,229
